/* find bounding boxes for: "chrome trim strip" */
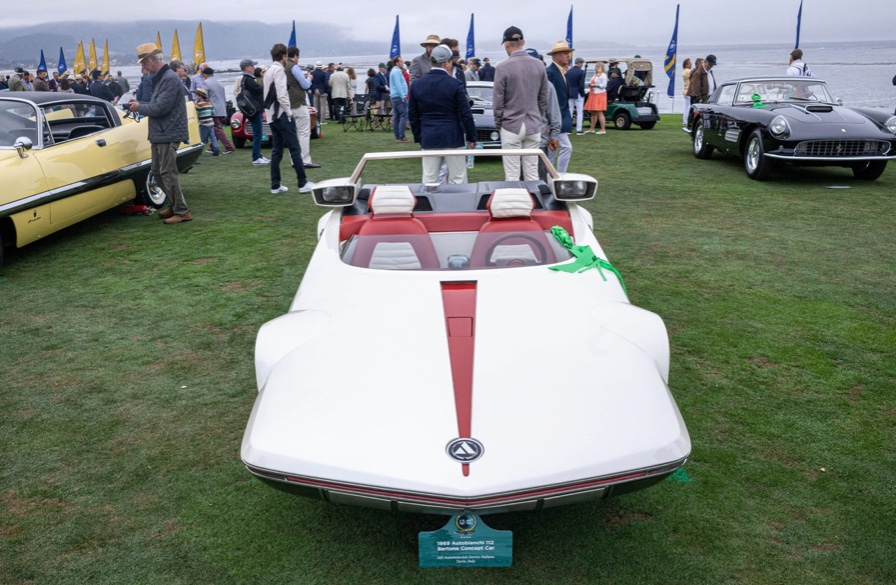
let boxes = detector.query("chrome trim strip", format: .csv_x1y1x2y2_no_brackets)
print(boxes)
764,153,896,161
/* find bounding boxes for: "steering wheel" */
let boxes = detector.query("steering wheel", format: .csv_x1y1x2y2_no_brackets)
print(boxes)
484,233,548,267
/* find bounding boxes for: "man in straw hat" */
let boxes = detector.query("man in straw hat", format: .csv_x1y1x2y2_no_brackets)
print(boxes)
545,40,574,173
128,42,193,224
409,34,441,83
493,25,549,182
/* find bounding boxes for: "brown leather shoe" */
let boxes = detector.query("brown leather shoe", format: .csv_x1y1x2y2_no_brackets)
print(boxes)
163,211,193,224
158,208,175,219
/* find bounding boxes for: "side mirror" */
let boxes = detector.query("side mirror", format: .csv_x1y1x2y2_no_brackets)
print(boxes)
14,136,33,158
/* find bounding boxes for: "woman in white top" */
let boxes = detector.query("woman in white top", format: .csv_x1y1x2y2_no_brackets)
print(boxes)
347,67,358,115
584,62,608,134
681,58,693,127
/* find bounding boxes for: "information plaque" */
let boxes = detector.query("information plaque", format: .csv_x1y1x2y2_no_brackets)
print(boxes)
418,513,512,568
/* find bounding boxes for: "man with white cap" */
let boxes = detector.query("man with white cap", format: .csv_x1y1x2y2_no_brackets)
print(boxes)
128,43,192,224
408,44,477,185
493,25,549,182
410,34,441,83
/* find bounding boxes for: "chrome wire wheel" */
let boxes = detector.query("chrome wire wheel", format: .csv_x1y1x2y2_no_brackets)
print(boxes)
746,137,761,174
145,171,168,208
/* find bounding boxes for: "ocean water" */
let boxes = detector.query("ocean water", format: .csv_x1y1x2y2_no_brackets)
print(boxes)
116,40,896,114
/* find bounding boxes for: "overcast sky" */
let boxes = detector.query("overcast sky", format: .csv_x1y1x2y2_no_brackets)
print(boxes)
4,0,895,48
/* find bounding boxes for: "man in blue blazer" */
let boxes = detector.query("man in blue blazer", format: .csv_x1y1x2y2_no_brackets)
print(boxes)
545,40,574,173
408,44,478,184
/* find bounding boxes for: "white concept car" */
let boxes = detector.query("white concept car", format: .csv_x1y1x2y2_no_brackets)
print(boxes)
241,149,691,515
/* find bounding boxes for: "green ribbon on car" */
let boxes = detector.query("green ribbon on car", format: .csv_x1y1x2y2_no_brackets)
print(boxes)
548,226,628,297
751,93,767,108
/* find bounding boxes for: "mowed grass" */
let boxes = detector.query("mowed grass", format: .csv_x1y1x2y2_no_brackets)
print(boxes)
1,116,895,584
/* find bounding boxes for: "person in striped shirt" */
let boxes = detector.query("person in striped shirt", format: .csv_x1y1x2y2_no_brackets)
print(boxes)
195,87,220,156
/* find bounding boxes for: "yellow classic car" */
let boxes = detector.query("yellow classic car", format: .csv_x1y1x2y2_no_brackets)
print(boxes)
0,93,203,266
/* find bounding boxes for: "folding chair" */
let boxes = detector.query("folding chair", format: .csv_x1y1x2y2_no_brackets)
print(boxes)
343,96,372,132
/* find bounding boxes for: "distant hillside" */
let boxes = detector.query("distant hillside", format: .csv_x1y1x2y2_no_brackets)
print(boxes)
0,20,385,68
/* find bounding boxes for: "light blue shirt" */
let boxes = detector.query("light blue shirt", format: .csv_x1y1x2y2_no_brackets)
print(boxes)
290,64,312,90
389,67,407,100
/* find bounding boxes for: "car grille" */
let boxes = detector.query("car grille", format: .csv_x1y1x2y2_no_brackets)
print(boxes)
246,123,272,137
477,129,498,143
794,140,890,157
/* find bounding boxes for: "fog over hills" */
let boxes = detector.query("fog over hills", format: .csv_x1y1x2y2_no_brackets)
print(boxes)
0,20,385,68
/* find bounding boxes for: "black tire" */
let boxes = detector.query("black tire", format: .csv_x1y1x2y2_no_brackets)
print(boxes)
613,111,632,130
0,230,4,268
692,123,714,159
744,129,775,180
140,171,168,209
852,160,887,181
233,137,246,149
639,121,657,130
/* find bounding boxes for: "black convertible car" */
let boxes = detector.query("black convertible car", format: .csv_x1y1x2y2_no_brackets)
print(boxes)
685,77,896,180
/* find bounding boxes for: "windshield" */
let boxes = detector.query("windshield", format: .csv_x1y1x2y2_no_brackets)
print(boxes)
734,80,836,104
466,85,493,105
0,101,39,147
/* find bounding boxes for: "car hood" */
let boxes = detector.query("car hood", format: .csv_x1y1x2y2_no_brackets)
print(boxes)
771,103,873,126
242,268,689,497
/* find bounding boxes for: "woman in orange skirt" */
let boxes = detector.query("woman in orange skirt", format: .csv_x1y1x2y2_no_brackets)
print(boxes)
584,62,607,134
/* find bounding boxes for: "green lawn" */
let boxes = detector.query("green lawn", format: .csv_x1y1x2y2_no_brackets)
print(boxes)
2,118,894,584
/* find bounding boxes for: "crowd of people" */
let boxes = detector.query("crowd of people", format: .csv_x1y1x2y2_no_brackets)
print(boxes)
3,35,821,226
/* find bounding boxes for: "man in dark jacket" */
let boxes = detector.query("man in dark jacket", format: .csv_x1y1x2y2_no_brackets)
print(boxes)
545,41,573,173
239,58,268,164
478,57,495,82
89,69,115,102
566,57,586,134
408,44,477,185
129,43,192,224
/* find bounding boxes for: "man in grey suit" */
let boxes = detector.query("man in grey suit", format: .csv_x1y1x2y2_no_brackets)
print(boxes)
409,34,440,83
492,26,549,182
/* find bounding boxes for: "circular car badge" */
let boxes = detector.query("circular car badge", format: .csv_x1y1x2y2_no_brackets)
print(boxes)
446,438,484,463
454,513,478,534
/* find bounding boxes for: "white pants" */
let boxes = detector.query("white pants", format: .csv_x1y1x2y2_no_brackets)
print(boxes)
682,95,692,126
500,124,541,182
291,105,312,164
423,148,467,184
547,132,572,173
569,96,584,133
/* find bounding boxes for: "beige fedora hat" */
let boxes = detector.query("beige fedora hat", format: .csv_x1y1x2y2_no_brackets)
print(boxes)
546,40,574,55
420,34,441,47
136,43,163,63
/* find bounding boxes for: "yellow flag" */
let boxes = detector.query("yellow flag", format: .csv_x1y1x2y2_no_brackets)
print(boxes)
193,22,206,65
73,41,86,75
171,29,182,62
88,39,98,71
156,31,163,54
101,40,111,81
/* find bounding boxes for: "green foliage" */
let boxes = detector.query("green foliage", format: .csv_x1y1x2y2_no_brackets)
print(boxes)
1,119,894,584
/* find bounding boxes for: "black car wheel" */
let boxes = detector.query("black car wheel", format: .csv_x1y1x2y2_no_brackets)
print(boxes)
233,137,246,149
852,160,887,181
613,112,632,130
692,124,713,159
744,130,775,180
141,171,168,208
639,121,657,130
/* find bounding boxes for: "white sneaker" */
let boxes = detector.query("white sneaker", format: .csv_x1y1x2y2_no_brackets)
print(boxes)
252,158,269,165
260,156,271,162
299,181,315,193
271,185,289,194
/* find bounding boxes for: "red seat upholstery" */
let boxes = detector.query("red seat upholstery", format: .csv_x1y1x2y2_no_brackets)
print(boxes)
470,189,557,267
350,186,440,269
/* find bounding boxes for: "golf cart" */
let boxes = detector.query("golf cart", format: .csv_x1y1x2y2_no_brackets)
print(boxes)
582,57,660,130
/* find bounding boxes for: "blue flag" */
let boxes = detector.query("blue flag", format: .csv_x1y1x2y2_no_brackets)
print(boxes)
566,6,573,48
38,49,48,73
664,4,680,98
57,47,67,74
466,14,475,59
288,20,296,47
795,0,803,48
390,15,401,59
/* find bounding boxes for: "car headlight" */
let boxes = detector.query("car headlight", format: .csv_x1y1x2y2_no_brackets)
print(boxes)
769,115,791,139
884,116,896,134
230,118,240,129
312,185,356,206
551,174,598,201
490,131,500,141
